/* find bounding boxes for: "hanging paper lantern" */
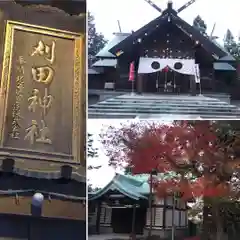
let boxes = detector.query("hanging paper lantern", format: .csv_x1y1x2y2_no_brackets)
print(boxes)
129,62,135,81
15,193,20,205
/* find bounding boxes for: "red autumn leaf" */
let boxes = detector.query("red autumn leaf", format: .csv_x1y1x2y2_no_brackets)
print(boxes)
102,120,240,200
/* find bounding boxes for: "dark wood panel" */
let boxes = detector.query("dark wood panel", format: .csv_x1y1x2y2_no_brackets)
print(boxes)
0,196,85,220
0,213,85,240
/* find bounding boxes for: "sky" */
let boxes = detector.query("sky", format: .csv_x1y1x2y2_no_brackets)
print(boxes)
88,0,240,42
88,119,123,187
87,119,172,187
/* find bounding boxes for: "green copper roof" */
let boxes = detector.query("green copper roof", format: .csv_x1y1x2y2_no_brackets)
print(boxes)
92,59,117,67
218,55,236,61
88,172,182,201
96,33,131,58
88,173,149,201
213,62,236,71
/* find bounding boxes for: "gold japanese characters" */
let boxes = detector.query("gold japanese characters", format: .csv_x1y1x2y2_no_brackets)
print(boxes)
28,88,53,116
10,56,26,139
31,40,56,64
24,40,56,145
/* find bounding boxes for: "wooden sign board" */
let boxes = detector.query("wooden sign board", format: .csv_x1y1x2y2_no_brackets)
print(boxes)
0,21,84,164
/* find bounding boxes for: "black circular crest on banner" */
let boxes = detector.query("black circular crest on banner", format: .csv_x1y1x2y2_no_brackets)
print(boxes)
151,61,160,70
174,62,183,70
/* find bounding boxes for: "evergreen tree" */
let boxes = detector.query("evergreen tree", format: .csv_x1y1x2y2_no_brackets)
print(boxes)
87,133,101,170
87,133,102,191
193,15,207,33
88,12,108,67
223,29,240,60
224,29,236,53
224,29,235,44
87,133,98,158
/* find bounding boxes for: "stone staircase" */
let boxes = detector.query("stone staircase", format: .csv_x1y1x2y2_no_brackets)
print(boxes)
88,94,240,119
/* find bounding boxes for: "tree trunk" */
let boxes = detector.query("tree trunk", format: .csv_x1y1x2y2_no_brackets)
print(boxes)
201,198,210,240
201,199,224,240
214,204,224,240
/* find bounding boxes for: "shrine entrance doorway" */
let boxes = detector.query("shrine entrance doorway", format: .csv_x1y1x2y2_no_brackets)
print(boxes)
143,70,190,94
137,57,197,95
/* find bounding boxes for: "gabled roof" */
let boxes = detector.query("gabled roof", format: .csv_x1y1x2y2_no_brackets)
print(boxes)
108,8,231,60
88,172,181,201
88,173,149,201
92,59,117,67
219,55,236,61
213,62,236,71
88,68,101,74
109,12,169,55
211,40,233,57
171,14,227,58
96,32,131,58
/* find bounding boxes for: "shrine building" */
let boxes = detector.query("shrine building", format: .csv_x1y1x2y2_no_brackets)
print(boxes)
89,1,238,98
89,174,188,239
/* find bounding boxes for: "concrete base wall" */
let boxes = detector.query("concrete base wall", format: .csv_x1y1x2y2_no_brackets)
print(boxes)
0,214,85,240
100,225,113,234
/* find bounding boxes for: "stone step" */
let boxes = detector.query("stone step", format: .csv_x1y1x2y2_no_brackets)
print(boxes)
88,108,240,115
115,95,219,101
88,94,240,119
89,106,240,114
113,99,220,103
105,99,232,105
96,101,233,107
88,112,240,119
90,103,238,110
111,99,223,104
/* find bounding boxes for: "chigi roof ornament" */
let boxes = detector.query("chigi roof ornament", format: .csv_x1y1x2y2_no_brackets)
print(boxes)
143,0,198,14
167,0,173,9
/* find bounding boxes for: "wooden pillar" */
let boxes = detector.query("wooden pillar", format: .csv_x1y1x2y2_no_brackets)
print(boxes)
137,74,143,94
211,68,216,91
148,172,153,237
190,75,196,96
171,194,176,240
96,201,101,234
179,207,181,227
131,204,136,239
163,197,166,229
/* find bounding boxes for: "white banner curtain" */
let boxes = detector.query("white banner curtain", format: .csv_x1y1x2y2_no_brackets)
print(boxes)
138,57,196,75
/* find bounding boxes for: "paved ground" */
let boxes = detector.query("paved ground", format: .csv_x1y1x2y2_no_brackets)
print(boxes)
88,234,198,240
89,234,143,240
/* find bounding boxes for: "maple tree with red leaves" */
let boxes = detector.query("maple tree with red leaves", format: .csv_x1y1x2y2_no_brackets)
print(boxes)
101,120,240,240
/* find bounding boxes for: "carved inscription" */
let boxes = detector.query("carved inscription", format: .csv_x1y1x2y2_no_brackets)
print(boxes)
24,120,52,145
10,56,26,139
24,40,56,146
36,120,52,144
32,66,54,85
31,40,56,64
28,88,53,116
24,120,38,145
